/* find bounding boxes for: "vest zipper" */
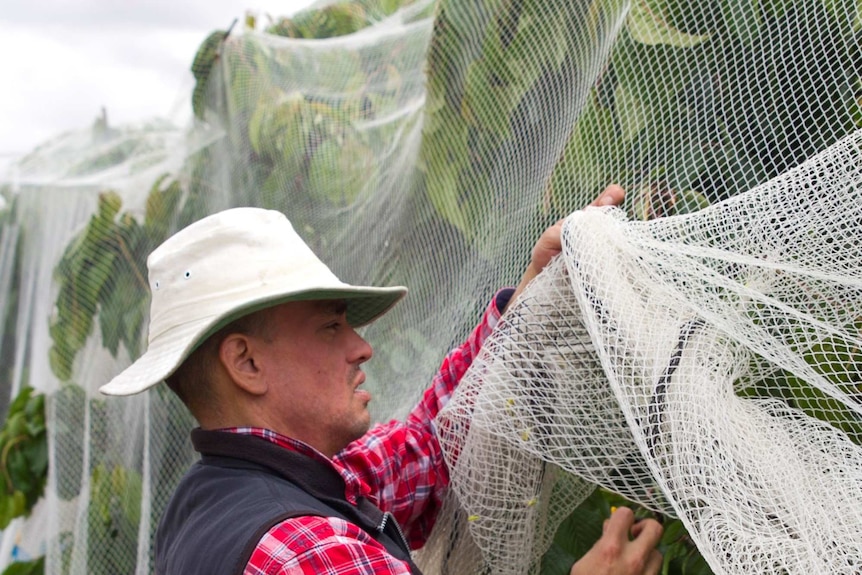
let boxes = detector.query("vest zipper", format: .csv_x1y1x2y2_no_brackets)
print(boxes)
379,511,411,553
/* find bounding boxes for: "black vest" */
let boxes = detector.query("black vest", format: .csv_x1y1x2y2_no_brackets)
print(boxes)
155,429,423,575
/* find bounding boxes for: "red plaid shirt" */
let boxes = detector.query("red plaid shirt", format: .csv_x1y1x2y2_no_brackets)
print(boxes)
233,293,509,575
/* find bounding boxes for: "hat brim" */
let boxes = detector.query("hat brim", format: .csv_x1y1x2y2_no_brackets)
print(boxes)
99,285,406,396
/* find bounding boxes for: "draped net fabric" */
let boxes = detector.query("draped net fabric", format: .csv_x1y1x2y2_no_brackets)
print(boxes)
437,132,862,574
0,0,860,573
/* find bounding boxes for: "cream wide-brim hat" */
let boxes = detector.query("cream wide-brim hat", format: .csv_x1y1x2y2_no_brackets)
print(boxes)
99,207,407,396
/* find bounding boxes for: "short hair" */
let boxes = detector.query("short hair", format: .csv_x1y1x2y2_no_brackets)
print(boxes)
164,309,273,419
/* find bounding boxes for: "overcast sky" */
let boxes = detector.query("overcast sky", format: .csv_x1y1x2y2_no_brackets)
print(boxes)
0,0,316,159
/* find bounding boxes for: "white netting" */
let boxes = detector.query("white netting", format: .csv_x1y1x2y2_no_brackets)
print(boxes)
438,130,862,574
0,0,861,572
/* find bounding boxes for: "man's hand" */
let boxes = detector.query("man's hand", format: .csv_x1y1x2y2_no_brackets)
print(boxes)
570,507,663,575
508,184,625,310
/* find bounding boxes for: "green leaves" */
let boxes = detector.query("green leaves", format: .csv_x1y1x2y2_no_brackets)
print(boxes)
656,517,713,575
86,464,143,575
547,0,862,219
627,0,712,47
268,3,373,39
191,30,229,119
291,4,370,38
542,488,608,573
720,0,762,45
545,90,627,215
0,387,47,530
50,192,120,380
0,556,44,575
307,137,376,206
423,0,628,237
49,177,184,381
89,464,142,532
543,489,714,575
53,384,86,501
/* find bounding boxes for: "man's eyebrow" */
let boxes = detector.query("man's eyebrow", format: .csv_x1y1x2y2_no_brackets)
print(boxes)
315,300,348,315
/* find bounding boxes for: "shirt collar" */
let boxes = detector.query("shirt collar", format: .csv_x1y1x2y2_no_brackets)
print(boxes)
219,426,366,504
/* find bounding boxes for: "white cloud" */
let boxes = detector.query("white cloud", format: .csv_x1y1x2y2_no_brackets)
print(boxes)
4,0,316,31
0,0,316,156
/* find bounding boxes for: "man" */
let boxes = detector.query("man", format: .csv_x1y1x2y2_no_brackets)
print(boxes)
101,185,663,575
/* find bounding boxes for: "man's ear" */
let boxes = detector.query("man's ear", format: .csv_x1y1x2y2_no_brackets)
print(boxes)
218,333,268,396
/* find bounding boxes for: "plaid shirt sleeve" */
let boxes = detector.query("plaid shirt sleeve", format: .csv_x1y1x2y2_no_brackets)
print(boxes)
243,291,512,575
245,516,413,575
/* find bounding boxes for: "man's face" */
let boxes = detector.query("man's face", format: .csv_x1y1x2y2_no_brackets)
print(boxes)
252,299,374,457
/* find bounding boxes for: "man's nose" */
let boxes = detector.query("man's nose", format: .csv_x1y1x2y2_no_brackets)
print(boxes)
350,329,373,363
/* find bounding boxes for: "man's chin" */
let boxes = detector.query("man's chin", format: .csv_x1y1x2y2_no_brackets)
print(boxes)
346,414,372,444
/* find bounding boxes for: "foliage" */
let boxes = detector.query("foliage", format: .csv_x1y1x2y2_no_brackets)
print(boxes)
28,2,432,567
419,0,862,572
548,0,862,216
191,30,230,120
52,384,86,501
266,0,417,39
0,383,141,575
0,387,46,530
542,489,713,575
0,189,21,419
268,4,372,39
39,152,207,571
0,556,44,575
737,341,862,444
191,0,426,121
48,176,183,381
82,463,143,575
423,0,862,235
17,0,862,572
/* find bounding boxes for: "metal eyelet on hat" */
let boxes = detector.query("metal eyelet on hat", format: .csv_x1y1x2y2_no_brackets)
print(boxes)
184,270,192,279
154,280,160,290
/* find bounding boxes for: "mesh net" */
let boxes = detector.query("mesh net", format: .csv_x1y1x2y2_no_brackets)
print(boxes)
438,131,862,574
0,0,861,573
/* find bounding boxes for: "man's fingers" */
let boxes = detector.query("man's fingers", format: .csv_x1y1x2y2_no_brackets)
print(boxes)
515,183,625,312
556,184,624,228
572,508,664,575
630,519,649,537
604,506,636,541
589,184,625,208
629,518,664,557
644,549,663,575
